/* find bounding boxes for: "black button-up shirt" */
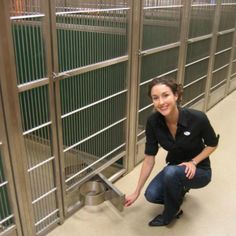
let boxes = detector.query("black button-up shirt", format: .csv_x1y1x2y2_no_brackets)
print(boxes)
145,108,219,169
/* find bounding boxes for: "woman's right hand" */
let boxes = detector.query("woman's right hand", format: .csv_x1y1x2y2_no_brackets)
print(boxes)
124,192,139,207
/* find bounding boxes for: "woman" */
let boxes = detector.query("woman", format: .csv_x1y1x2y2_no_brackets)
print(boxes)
125,77,219,226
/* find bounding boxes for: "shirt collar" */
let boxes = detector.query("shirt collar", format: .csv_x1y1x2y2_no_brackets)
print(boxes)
156,107,188,128
177,107,188,128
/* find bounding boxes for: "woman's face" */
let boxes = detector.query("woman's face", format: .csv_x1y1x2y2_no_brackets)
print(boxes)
150,84,178,117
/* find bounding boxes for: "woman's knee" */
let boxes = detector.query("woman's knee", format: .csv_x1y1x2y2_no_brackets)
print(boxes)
163,165,184,182
144,188,156,203
144,188,163,204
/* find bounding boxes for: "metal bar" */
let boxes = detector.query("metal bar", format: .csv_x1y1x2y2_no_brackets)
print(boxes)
10,14,45,20
185,56,210,67
125,0,142,170
137,129,145,138
210,79,227,91
34,209,59,226
66,151,125,192
182,93,205,107
188,34,213,43
144,5,183,10
0,214,14,225
0,181,8,188
18,78,49,93
65,143,125,183
56,23,126,35
0,65,21,235
41,0,64,226
139,42,180,57
192,4,217,7
217,28,235,35
35,218,60,236
177,0,192,85
225,17,236,95
183,75,207,88
55,55,128,81
108,168,126,183
215,47,232,55
222,3,236,6
204,0,221,111
50,0,67,217
61,90,127,119
64,117,127,152
139,68,178,86
28,156,55,172
56,8,130,16
32,188,57,205
0,1,35,235
218,28,235,35
212,64,229,74
138,103,153,113
22,121,52,135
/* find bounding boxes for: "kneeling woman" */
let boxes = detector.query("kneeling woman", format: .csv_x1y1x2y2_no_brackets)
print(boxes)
125,77,219,226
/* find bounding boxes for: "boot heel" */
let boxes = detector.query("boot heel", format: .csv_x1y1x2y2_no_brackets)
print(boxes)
176,209,183,219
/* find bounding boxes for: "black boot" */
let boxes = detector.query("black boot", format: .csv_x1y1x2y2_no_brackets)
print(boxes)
148,210,183,227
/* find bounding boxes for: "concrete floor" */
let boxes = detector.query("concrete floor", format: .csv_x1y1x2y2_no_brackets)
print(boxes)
48,91,236,236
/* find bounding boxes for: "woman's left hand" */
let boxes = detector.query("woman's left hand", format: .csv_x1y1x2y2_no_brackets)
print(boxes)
178,161,196,179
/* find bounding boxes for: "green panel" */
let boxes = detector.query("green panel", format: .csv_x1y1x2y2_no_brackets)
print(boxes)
60,63,127,155
182,78,206,105
184,59,209,85
138,106,153,138
212,67,228,87
62,94,126,147
188,6,215,38
60,63,127,114
65,121,126,185
140,47,179,83
12,23,46,84
57,16,127,72
76,121,126,159
19,86,50,132
142,8,181,50
216,33,233,52
219,5,236,31
214,50,231,70
186,39,211,64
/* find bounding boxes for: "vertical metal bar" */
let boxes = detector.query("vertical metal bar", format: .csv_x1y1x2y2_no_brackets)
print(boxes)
204,0,221,112
126,0,143,172
48,0,67,216
0,0,35,235
225,19,236,95
0,77,22,235
41,0,64,224
176,0,191,85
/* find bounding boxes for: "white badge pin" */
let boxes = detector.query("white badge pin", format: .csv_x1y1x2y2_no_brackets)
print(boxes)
184,131,191,136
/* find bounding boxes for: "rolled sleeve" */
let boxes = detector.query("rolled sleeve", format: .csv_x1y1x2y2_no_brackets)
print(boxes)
201,113,219,147
144,117,159,156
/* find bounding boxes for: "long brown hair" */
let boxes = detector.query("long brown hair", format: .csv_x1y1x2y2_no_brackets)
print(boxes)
148,76,183,105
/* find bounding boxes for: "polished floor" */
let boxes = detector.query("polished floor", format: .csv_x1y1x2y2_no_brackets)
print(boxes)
48,91,236,236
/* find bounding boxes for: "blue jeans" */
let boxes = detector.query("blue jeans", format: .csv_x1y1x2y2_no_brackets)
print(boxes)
144,165,211,222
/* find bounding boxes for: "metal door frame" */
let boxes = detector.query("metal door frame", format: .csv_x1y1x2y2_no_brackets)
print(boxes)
0,75,22,236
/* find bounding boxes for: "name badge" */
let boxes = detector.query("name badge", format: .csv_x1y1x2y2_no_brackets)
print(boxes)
184,131,191,136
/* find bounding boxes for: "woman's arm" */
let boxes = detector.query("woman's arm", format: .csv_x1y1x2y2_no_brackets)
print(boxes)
124,155,155,207
179,145,217,179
